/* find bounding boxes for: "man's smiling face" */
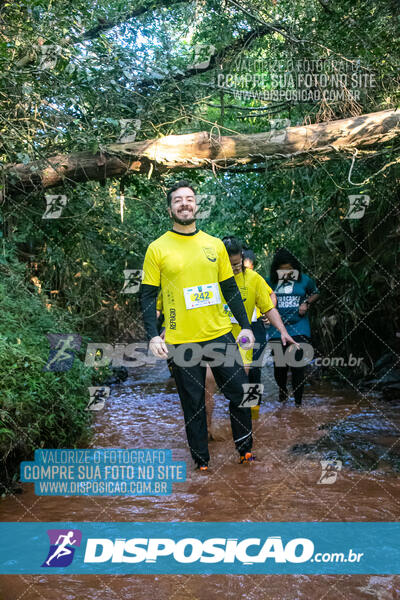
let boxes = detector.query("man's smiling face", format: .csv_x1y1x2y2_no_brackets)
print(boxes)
168,186,197,225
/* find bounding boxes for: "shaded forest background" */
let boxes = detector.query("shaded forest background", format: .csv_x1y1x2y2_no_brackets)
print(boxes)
0,0,399,488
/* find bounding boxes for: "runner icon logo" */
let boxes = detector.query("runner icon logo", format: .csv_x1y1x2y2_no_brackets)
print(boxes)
42,194,68,219
43,333,82,372
86,386,110,411
42,529,82,567
240,383,264,407
121,269,143,294
317,459,342,484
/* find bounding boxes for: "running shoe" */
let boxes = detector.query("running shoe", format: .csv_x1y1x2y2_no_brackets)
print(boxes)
239,452,256,464
195,462,209,471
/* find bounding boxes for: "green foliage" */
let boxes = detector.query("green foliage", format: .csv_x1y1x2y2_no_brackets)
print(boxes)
0,0,398,491
0,256,94,492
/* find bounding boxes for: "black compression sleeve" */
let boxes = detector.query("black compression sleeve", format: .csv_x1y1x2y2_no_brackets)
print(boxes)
219,276,251,329
140,284,159,340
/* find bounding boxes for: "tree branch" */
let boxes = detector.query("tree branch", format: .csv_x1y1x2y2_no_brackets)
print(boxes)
15,0,189,68
82,0,189,41
3,110,399,197
136,23,288,90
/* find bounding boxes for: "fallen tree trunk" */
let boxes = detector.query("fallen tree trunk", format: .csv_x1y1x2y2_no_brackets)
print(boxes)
3,109,399,196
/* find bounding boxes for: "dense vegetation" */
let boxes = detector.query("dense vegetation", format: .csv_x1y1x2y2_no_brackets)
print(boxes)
0,0,399,488
0,253,94,491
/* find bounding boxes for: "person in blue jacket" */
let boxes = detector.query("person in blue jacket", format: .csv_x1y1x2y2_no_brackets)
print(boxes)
267,248,320,406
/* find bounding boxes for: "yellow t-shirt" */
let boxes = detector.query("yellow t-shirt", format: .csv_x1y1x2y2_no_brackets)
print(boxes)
142,230,234,344
222,269,274,365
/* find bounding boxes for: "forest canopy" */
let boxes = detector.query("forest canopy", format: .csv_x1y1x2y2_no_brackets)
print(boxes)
0,0,399,357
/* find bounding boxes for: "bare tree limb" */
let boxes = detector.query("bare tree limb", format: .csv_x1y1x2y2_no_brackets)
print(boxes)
3,109,399,197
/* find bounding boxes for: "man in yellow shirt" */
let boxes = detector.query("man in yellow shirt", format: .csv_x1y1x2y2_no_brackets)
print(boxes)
141,180,296,470
141,180,256,470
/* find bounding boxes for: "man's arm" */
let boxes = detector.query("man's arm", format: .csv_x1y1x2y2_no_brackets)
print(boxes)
141,284,168,358
220,277,251,330
140,284,159,340
141,244,168,357
263,307,299,347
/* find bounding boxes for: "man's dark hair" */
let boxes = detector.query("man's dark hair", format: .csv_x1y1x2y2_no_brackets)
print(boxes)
270,247,302,285
166,180,196,206
243,247,256,267
222,236,245,272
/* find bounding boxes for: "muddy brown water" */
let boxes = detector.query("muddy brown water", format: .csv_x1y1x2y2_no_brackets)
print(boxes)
1,362,400,599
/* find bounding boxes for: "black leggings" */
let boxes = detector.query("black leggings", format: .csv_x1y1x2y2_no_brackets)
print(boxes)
170,332,253,465
269,335,311,403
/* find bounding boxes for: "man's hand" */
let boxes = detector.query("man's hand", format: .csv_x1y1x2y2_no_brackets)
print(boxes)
298,302,308,317
149,335,169,359
280,331,300,349
235,328,255,350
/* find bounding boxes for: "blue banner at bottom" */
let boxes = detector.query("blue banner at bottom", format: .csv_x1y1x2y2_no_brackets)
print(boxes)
0,522,398,574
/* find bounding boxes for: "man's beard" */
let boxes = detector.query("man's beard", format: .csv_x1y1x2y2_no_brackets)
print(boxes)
172,210,196,226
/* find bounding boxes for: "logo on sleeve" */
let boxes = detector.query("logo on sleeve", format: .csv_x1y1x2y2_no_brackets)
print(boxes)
202,247,217,262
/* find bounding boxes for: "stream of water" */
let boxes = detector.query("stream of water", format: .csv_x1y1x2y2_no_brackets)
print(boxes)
1,362,399,599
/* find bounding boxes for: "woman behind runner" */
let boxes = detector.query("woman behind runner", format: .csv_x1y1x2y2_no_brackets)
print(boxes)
205,237,295,432
266,248,320,406
242,247,277,387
